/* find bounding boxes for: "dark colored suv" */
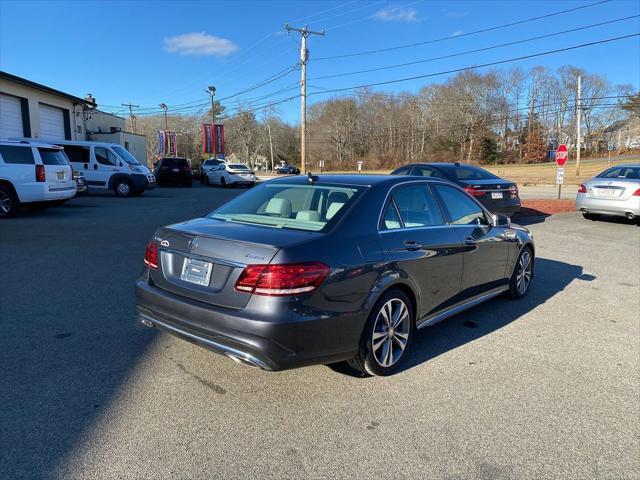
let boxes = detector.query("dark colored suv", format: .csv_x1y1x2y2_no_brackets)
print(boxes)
392,163,521,216
154,157,192,187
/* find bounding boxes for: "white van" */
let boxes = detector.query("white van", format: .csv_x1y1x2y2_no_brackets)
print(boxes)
0,140,76,218
14,139,156,197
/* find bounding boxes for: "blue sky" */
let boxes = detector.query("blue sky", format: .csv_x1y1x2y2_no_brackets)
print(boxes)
1,0,639,123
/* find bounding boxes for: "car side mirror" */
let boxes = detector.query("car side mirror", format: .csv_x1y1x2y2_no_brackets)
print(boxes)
491,213,511,227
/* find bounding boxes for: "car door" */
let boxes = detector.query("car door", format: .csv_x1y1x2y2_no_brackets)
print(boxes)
379,182,464,319
432,183,510,296
92,147,119,189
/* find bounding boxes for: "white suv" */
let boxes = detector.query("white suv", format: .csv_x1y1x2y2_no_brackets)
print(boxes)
0,140,77,218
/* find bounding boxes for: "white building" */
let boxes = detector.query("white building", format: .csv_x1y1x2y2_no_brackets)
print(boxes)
0,71,147,164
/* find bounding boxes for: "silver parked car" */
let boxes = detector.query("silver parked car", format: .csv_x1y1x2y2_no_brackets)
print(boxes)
576,164,640,222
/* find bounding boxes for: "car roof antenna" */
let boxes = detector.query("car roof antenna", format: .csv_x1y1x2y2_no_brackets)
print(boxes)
307,172,319,183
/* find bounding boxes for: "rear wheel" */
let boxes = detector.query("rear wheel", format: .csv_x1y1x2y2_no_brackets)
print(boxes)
0,185,18,218
348,289,414,376
114,179,132,197
508,246,533,299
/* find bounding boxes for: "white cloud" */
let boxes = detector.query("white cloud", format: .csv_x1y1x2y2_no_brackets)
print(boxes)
451,30,464,37
163,32,238,57
373,6,419,23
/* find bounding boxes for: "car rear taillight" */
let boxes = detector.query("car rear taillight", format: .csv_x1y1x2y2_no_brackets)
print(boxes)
463,186,483,197
144,241,158,269
508,185,518,199
632,187,640,196
35,165,46,182
235,262,330,296
578,184,587,193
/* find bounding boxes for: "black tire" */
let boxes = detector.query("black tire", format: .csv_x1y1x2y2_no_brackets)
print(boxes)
205,176,210,186
114,179,133,197
0,185,19,218
132,190,144,196
185,180,192,188
507,246,534,299
582,212,600,221
347,288,415,376
200,174,205,185
220,177,227,188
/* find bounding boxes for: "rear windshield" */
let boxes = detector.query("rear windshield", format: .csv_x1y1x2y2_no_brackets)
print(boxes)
228,164,250,170
38,148,69,166
596,166,640,179
161,158,188,167
209,182,365,232
442,165,499,180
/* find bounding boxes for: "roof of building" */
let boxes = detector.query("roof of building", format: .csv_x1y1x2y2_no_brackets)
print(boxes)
0,70,94,106
604,118,633,133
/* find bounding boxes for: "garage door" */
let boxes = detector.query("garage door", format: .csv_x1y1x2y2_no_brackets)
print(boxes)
39,103,66,140
0,93,25,139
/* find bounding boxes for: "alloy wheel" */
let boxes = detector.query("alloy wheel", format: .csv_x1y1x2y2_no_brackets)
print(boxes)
117,182,131,196
371,298,410,368
0,190,12,215
516,250,532,295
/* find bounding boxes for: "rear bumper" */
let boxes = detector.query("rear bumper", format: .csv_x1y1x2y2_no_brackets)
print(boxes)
480,198,521,216
135,279,360,370
576,194,640,217
18,183,77,203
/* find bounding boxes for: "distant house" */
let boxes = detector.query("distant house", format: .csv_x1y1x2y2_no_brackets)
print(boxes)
0,71,147,164
603,117,640,151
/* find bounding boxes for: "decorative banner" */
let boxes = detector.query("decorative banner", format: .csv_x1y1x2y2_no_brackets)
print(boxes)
168,131,177,157
201,124,225,155
156,130,167,155
214,124,224,155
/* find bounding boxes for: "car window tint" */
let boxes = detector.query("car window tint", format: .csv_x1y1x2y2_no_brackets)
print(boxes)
444,165,499,180
597,167,622,178
95,147,115,166
38,148,69,165
434,184,488,226
410,166,445,178
0,145,35,164
392,166,411,175
162,158,188,168
381,201,402,230
598,166,640,179
391,184,444,227
64,145,90,163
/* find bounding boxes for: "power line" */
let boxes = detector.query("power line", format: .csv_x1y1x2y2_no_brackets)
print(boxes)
307,33,640,96
309,15,639,81
314,0,613,60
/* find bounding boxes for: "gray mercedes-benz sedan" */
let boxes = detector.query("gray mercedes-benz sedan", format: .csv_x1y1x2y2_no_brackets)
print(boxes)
135,174,535,376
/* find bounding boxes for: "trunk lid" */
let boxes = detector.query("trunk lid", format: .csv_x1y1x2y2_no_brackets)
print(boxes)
150,217,321,309
585,178,640,201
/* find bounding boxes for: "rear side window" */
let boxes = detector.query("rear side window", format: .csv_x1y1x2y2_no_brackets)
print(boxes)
433,184,488,226
64,145,90,163
381,202,402,230
38,148,69,166
0,145,35,164
392,166,411,175
390,184,444,228
597,167,640,179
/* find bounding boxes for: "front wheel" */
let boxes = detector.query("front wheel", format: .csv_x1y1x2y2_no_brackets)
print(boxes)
507,246,533,299
348,289,415,376
114,180,132,197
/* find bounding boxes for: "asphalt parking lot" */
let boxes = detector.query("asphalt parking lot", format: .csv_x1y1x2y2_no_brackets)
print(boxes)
1,184,638,480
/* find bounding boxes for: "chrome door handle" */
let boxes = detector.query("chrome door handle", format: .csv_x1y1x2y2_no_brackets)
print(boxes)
404,240,422,251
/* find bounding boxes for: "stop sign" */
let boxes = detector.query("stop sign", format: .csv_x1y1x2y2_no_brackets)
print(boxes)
556,144,568,166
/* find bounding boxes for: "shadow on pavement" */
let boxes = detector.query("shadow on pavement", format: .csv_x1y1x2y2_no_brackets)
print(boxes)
332,257,588,377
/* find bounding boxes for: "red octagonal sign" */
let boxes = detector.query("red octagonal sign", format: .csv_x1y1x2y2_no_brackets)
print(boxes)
556,144,568,166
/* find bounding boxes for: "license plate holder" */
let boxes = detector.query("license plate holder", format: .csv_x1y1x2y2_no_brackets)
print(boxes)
180,258,213,286
491,192,503,199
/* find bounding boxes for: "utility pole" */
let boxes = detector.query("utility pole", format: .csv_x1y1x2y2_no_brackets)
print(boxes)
121,102,139,133
205,86,217,159
267,121,275,172
575,75,582,176
285,23,324,174
159,103,168,130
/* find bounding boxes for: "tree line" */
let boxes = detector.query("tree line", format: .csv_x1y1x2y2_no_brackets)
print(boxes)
136,65,637,170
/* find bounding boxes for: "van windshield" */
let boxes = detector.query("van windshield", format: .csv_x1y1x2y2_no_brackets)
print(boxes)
209,182,364,232
112,146,139,165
